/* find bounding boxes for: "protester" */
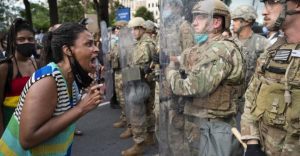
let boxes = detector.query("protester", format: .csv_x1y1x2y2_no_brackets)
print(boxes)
0,18,38,136
0,22,103,155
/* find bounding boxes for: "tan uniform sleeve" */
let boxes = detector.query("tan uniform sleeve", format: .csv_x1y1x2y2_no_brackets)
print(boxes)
241,74,262,141
166,44,234,97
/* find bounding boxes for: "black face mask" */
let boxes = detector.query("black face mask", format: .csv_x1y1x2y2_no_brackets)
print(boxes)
16,43,36,57
68,50,93,90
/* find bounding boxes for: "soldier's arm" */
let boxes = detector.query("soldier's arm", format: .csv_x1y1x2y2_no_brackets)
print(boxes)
241,74,262,143
132,43,152,67
166,52,233,97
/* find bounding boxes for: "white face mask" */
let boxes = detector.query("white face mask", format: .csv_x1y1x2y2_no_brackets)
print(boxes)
162,10,172,19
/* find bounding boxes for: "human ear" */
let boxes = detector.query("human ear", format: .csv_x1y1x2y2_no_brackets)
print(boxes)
62,45,72,57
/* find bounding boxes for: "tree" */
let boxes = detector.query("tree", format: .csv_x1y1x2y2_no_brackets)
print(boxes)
109,1,124,26
93,0,109,27
20,3,50,31
58,0,84,23
0,0,20,31
134,6,154,21
48,0,58,26
23,0,33,27
223,0,232,6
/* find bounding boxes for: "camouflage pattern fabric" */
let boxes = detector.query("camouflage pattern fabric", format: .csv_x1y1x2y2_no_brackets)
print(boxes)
157,20,194,156
241,37,300,155
114,70,126,122
235,33,269,87
128,33,156,144
166,34,245,155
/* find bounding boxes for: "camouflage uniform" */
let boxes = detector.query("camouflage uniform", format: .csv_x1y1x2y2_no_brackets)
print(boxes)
110,42,127,124
232,5,270,87
232,5,270,131
128,33,156,144
235,34,269,86
167,32,245,155
241,37,300,156
158,17,194,156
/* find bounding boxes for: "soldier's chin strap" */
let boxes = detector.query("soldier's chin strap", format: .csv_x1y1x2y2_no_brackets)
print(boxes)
286,9,300,15
273,0,300,30
236,20,250,38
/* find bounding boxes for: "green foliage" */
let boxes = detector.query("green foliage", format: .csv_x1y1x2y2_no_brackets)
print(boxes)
109,1,124,26
134,6,154,21
0,0,20,31
223,0,232,6
86,2,96,14
58,0,84,23
20,3,50,31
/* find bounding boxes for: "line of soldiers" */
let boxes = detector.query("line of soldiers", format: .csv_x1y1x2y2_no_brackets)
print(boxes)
106,0,300,155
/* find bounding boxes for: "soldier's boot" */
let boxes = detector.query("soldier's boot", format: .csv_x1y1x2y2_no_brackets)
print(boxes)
120,128,133,139
113,120,126,128
145,133,156,145
121,142,145,156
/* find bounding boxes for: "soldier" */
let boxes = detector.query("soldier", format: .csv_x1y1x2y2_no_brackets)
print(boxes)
109,21,134,139
262,0,283,44
232,5,270,86
121,17,156,156
241,0,300,155
156,0,194,155
231,5,270,130
143,20,158,43
165,0,245,155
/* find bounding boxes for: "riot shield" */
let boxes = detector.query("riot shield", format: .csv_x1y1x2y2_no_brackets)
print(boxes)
118,26,149,134
158,0,198,155
160,0,244,156
158,0,237,156
100,21,114,101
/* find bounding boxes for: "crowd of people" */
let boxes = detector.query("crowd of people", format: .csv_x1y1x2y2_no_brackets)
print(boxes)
0,0,300,156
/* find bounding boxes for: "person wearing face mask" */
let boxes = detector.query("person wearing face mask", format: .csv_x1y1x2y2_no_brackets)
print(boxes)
0,22,102,155
165,0,245,155
0,18,38,136
241,0,300,155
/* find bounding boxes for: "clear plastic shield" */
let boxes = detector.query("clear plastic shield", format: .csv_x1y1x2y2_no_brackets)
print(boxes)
118,27,149,134
157,0,244,156
100,21,114,101
160,0,245,155
158,0,198,155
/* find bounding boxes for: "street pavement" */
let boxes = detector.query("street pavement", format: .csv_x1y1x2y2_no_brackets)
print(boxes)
72,103,158,156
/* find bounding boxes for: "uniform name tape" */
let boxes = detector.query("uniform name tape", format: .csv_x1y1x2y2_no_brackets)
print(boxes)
291,50,300,57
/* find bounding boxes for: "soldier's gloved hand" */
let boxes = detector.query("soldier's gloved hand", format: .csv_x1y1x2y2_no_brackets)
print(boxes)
152,53,159,64
160,52,170,68
179,69,187,79
143,65,152,74
245,144,265,156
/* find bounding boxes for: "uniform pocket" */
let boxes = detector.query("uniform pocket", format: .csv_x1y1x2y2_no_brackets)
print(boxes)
255,83,287,126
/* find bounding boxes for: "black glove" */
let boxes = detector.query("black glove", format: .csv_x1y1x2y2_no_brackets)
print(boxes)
143,64,152,74
160,52,170,68
245,144,265,156
152,53,159,64
179,69,187,79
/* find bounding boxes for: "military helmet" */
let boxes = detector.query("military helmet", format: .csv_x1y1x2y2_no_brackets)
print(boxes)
114,20,128,27
260,0,285,2
232,5,257,22
128,17,145,28
165,0,183,8
192,0,231,29
143,20,156,32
